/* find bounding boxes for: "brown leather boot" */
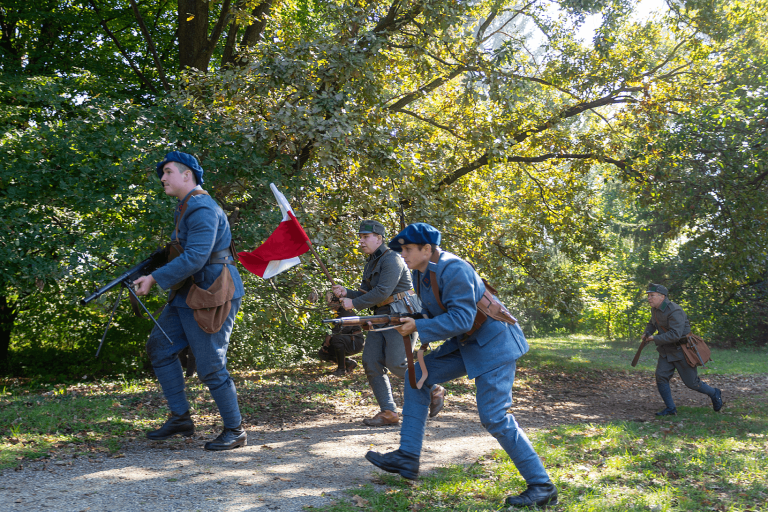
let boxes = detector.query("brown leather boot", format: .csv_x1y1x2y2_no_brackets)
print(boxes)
362,410,399,426
429,385,446,418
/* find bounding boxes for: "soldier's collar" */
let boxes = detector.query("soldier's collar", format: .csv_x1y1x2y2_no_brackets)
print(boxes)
659,298,670,312
177,185,203,208
368,246,388,260
426,249,441,273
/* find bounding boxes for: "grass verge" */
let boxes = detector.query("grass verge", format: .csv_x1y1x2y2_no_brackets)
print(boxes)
522,334,768,376
319,395,768,511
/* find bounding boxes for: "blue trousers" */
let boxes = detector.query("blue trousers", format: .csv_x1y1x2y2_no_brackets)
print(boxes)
146,297,242,428
399,350,550,485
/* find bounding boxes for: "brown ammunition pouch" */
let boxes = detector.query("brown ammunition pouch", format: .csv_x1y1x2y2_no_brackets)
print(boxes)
681,334,711,368
185,265,236,334
420,249,517,341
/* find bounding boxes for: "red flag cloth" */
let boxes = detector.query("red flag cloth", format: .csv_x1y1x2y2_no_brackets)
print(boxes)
238,212,311,278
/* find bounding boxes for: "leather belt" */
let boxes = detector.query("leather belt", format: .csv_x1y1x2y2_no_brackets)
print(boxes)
209,248,235,265
376,289,415,308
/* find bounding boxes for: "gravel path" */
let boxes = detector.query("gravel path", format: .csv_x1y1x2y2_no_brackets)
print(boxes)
1,410,499,512
2,371,765,512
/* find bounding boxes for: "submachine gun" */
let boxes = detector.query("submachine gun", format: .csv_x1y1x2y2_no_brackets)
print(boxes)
81,247,173,357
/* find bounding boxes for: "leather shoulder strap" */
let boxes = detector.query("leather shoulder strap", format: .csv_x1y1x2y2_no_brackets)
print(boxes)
429,249,446,312
652,309,668,333
174,189,210,241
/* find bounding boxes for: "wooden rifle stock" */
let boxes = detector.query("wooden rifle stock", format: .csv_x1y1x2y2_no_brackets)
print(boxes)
631,338,650,367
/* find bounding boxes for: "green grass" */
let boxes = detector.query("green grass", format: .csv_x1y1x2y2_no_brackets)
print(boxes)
0,379,170,468
319,397,768,511
521,334,768,376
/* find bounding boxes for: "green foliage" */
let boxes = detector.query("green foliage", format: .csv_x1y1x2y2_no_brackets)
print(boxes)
4,0,768,377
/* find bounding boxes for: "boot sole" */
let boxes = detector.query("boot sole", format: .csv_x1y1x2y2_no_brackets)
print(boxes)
204,437,247,451
429,403,444,418
503,497,558,509
146,429,195,441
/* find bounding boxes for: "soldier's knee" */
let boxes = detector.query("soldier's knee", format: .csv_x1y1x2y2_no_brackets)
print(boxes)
479,411,510,438
146,334,170,363
199,368,229,390
362,358,385,376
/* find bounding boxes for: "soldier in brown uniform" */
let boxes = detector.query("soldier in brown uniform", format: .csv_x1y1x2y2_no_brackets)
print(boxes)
643,284,723,416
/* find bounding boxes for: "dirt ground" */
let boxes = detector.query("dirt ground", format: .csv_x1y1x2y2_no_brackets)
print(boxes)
2,369,766,512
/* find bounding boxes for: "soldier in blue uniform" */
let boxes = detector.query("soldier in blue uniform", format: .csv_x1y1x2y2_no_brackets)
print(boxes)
365,223,558,509
332,220,445,426
134,151,247,451
644,284,723,416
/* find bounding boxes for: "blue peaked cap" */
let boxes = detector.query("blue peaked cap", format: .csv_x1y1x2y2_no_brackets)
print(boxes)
156,151,204,185
388,223,441,252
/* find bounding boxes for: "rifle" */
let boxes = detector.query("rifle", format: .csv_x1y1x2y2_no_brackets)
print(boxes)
631,336,650,367
81,247,172,357
322,313,424,329
323,313,428,389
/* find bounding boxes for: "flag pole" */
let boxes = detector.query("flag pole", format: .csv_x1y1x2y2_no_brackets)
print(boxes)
305,240,336,285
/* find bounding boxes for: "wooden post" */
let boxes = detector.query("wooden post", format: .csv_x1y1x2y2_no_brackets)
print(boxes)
305,240,335,285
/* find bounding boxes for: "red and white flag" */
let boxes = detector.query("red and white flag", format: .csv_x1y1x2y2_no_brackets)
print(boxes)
238,183,311,279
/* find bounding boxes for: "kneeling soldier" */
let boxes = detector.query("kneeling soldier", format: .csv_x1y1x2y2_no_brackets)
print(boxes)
318,292,364,375
644,283,723,416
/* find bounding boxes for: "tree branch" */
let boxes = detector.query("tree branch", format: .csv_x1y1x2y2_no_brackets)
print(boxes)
129,0,171,92
386,67,467,111
398,109,466,140
202,0,234,66
437,90,643,187
88,0,159,94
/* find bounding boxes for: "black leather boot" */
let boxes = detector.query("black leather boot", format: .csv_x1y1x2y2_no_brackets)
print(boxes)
332,348,348,375
365,449,419,480
504,481,558,508
711,387,723,412
146,411,194,440
204,424,247,451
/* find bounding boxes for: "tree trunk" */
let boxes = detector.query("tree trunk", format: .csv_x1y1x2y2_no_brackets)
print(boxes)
178,0,211,70
0,295,17,371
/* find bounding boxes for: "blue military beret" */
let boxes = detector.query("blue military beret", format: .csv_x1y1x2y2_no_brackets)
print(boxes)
156,151,204,185
646,283,669,296
388,223,441,252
